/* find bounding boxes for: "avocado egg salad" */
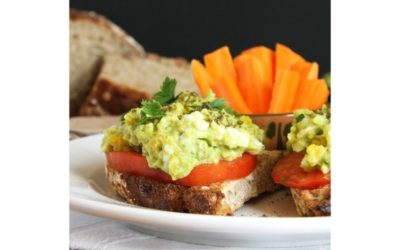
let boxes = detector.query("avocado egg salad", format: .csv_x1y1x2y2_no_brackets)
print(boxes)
271,105,330,190
287,105,330,174
102,77,265,185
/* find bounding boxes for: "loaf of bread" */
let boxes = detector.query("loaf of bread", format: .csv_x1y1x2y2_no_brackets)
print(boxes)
79,53,198,116
70,9,145,116
106,150,284,215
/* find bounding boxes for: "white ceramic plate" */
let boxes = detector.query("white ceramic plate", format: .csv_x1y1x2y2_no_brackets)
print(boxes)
70,134,330,248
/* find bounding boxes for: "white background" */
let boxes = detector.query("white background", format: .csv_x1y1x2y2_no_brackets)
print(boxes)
0,0,399,249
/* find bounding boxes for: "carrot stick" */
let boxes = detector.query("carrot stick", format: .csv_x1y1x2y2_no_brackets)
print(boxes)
275,43,305,70
309,79,329,110
292,79,318,110
191,59,213,97
302,62,319,79
293,61,319,80
242,46,275,88
211,74,251,114
293,79,328,110
268,69,300,113
291,61,309,73
234,54,270,113
204,46,236,79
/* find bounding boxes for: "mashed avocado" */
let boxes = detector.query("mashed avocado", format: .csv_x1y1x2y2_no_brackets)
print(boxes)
102,78,265,180
286,105,331,173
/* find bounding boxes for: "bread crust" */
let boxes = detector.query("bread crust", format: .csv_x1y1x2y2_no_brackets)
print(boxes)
79,77,150,116
106,166,228,214
105,150,285,215
70,9,145,56
290,184,331,216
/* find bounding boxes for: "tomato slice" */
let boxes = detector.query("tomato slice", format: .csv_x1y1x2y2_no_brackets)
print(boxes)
106,151,256,186
271,152,330,189
106,151,172,183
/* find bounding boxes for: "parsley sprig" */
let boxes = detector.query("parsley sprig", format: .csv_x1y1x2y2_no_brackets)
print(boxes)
134,77,177,128
153,77,177,105
134,100,164,128
121,77,236,128
209,98,237,115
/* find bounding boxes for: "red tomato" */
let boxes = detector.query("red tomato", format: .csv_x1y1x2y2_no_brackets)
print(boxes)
271,152,330,189
106,151,256,186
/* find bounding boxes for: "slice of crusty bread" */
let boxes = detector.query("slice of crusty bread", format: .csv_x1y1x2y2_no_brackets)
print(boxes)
106,150,284,215
78,53,198,116
70,9,145,116
290,184,331,216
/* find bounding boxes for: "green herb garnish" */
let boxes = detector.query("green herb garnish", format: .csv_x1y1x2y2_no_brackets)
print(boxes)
295,114,305,123
210,98,228,110
153,77,177,105
323,73,331,89
223,107,238,115
209,98,238,115
134,77,176,128
134,77,236,128
141,100,164,118
135,100,165,128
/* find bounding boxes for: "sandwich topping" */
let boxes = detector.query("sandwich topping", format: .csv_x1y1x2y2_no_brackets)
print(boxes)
102,77,265,180
272,105,331,190
286,105,331,173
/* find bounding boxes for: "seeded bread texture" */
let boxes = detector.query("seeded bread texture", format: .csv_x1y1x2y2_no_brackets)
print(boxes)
290,184,331,216
70,9,145,116
106,150,284,215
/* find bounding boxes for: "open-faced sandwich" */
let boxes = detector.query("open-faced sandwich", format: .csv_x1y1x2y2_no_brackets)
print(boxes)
101,77,285,215
272,106,331,216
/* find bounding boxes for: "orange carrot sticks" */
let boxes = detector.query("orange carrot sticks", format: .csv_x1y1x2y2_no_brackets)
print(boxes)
204,46,236,79
276,43,305,70
234,54,270,113
268,69,300,113
301,62,319,79
242,46,275,88
191,43,326,114
293,79,328,110
211,74,251,114
292,79,318,109
191,59,213,97
309,79,329,110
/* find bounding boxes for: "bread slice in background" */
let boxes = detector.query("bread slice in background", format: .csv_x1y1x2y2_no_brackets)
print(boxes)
70,9,145,116
106,150,283,215
79,53,198,116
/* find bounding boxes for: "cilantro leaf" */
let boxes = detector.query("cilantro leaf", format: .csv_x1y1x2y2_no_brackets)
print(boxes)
153,77,177,105
134,77,177,128
134,100,164,128
223,107,238,116
141,100,164,118
210,98,228,110
209,98,238,115
134,114,146,128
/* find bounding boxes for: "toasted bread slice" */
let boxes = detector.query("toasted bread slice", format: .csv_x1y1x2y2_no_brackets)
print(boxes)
70,9,145,116
79,53,198,116
290,184,331,216
106,151,284,215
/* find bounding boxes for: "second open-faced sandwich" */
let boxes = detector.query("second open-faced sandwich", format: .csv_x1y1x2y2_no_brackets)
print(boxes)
272,105,331,216
101,77,285,215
